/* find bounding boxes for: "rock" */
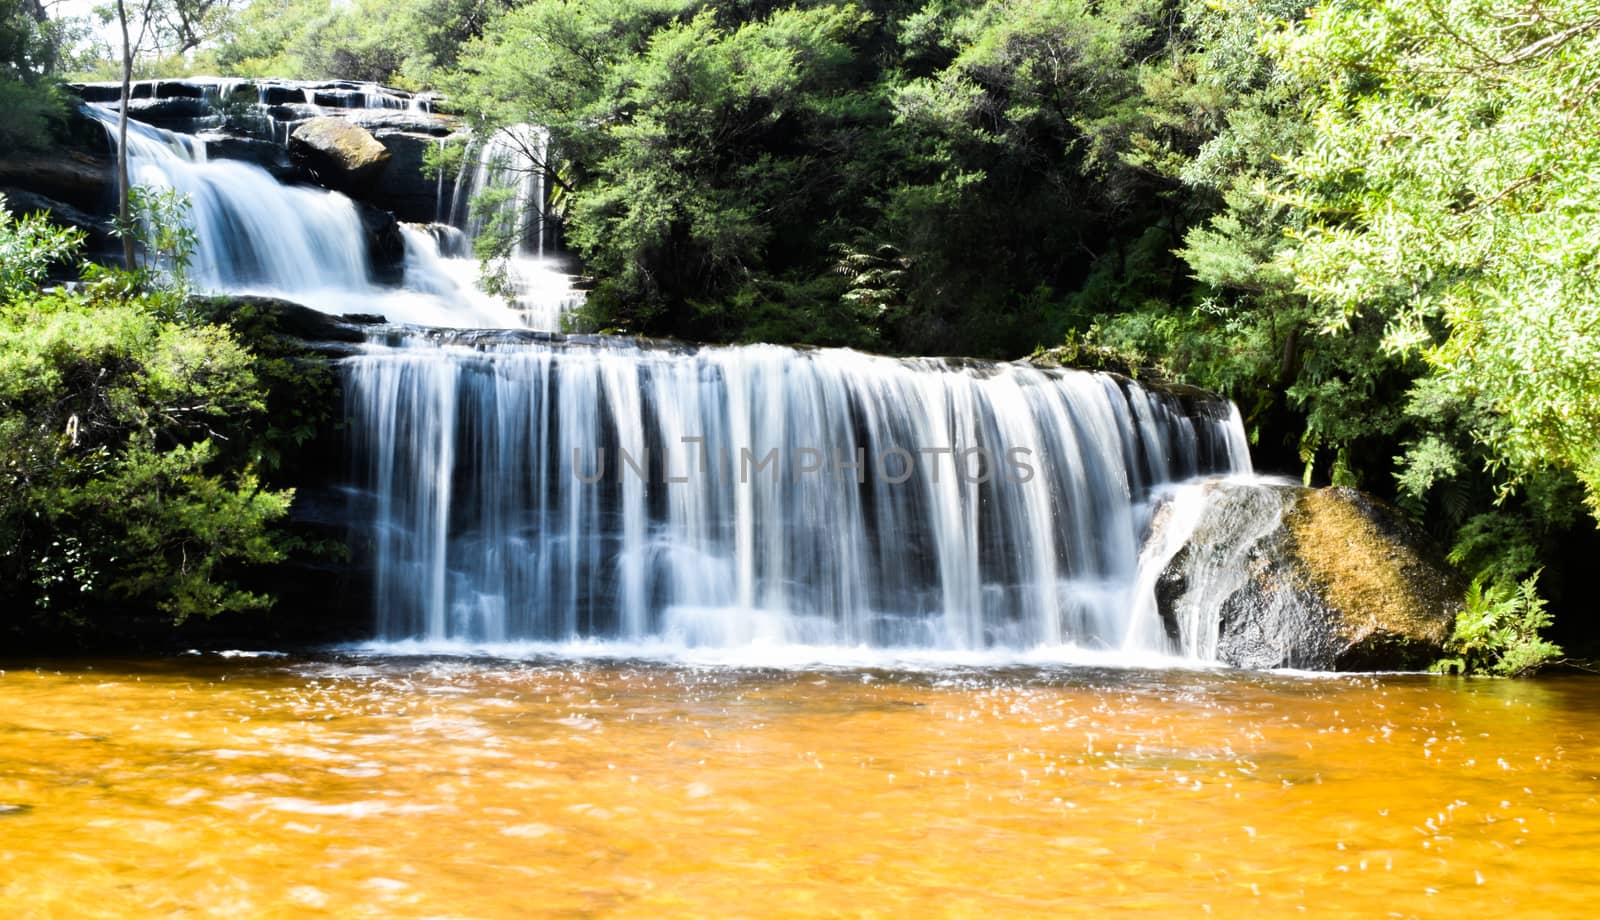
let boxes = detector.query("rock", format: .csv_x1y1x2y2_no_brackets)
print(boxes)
261,84,311,106
265,103,323,124
125,96,212,125
0,149,112,211
353,202,405,286
289,117,392,195
69,82,123,103
199,134,294,180
343,110,458,136
370,130,453,223
154,80,207,99
0,187,116,251
189,294,385,346
1152,480,1460,670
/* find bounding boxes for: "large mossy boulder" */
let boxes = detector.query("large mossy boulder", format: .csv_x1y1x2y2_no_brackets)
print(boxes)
290,117,392,195
1154,480,1461,670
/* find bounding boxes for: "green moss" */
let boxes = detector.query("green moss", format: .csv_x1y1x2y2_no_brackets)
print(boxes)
1286,489,1456,648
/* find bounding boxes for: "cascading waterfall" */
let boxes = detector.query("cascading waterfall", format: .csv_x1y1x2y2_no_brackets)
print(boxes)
86,104,372,295
449,124,549,255
89,80,1273,664
345,332,1252,655
86,103,528,328
88,82,580,331
438,123,585,330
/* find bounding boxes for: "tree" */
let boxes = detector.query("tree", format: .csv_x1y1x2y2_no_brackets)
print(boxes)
0,0,67,150
110,0,156,269
1278,0,1600,516
0,195,296,624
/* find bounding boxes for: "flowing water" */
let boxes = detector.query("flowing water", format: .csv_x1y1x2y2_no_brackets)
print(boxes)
343,333,1250,656
2,655,1597,918
84,103,578,330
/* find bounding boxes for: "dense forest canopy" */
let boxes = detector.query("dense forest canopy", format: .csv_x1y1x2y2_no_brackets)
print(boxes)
5,0,1600,670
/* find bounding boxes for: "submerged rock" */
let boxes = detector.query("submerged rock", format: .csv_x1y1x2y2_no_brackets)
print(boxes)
290,117,392,195
1152,480,1460,670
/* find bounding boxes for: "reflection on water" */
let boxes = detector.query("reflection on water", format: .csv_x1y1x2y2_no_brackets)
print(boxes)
0,656,1596,916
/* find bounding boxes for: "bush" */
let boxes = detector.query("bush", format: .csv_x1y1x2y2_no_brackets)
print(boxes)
0,195,295,626
1434,572,1561,677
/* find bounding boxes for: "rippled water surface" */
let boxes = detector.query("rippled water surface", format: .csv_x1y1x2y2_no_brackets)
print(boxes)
1,656,1596,917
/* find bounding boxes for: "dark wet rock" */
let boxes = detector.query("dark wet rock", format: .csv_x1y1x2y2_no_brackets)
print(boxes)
70,82,122,103
189,294,384,346
1152,480,1460,671
370,130,457,223
155,80,207,99
0,149,111,211
344,110,457,137
354,202,406,286
61,103,114,152
200,134,294,180
265,103,323,124
261,84,311,106
290,116,392,195
0,188,116,250
125,96,212,124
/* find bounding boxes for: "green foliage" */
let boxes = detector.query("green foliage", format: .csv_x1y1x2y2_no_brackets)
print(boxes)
0,194,295,625
0,0,68,149
0,199,82,297
1278,0,1600,514
1435,572,1561,677
108,185,200,302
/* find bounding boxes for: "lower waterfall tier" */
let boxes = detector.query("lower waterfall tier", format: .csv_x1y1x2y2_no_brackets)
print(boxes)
344,332,1252,653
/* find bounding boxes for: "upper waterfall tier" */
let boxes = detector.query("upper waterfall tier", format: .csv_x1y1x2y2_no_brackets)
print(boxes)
346,331,1252,654
83,103,581,330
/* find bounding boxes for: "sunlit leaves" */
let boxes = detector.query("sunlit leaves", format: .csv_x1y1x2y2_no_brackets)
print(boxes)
1277,0,1600,511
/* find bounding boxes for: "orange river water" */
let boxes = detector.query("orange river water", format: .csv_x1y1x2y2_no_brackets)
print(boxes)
0,655,1597,918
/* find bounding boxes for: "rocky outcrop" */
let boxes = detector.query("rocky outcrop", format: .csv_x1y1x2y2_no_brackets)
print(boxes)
354,202,406,286
0,188,116,256
190,293,385,349
370,130,461,223
290,117,392,195
200,134,295,180
0,148,112,211
1152,479,1460,670
55,79,475,229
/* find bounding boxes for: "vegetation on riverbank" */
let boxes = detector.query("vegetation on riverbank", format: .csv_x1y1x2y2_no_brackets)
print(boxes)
7,0,1598,672
0,194,304,632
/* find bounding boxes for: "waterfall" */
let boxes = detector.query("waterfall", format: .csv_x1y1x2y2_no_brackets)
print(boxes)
449,124,548,255
87,104,372,294
345,332,1252,654
440,123,585,330
87,104,527,328
86,82,582,331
